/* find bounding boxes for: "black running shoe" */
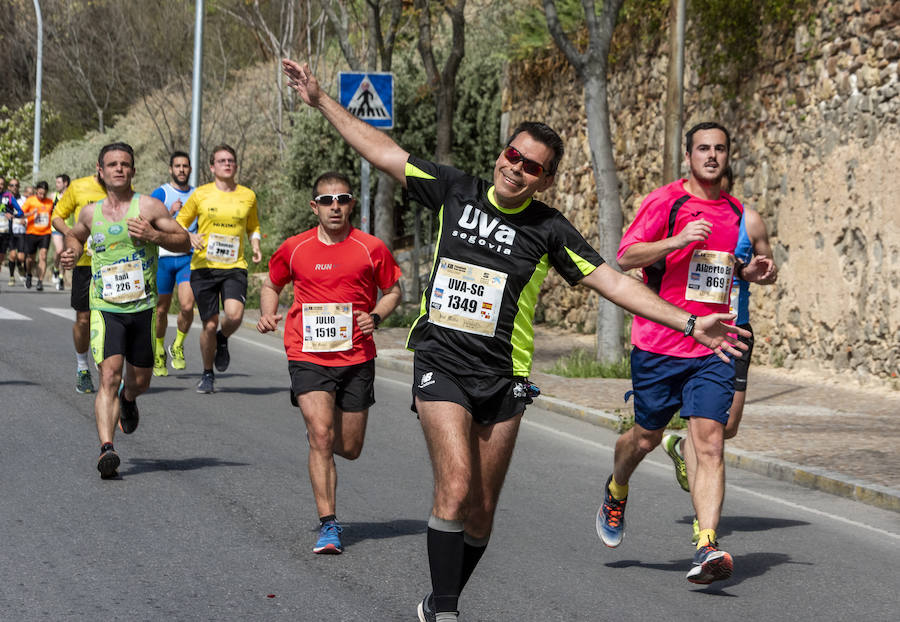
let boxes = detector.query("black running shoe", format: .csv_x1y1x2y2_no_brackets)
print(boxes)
196,370,215,394
416,594,436,622
118,393,140,434
25,274,32,289
214,330,230,372
97,446,120,479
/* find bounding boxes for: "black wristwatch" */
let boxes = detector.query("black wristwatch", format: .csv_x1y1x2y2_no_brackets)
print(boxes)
734,261,746,281
370,313,382,329
683,314,697,337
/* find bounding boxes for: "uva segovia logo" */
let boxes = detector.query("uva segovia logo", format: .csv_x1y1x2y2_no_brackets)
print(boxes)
452,204,515,255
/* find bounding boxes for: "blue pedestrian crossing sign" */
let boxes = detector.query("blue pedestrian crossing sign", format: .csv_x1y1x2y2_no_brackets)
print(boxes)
339,72,394,129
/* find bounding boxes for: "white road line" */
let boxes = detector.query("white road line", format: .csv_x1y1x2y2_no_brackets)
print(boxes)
41,307,76,320
0,306,31,320
229,332,287,358
523,419,900,541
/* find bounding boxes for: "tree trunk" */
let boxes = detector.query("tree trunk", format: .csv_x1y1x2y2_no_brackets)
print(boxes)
373,169,396,250
583,74,624,363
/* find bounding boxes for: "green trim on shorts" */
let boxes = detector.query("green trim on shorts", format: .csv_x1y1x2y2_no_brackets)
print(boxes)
90,310,107,366
511,253,550,376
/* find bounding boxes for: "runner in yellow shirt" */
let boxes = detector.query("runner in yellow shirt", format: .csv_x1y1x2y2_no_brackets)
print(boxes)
176,143,262,394
52,173,109,394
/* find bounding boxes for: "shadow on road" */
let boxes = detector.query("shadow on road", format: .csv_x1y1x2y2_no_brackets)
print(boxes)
119,456,249,476
332,519,428,546
606,550,807,593
675,514,810,537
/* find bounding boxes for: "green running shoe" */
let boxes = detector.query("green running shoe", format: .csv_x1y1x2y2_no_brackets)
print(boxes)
663,434,690,492
168,342,186,370
152,347,168,377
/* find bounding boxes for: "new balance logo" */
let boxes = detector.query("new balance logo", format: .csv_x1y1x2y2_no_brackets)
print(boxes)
418,372,435,388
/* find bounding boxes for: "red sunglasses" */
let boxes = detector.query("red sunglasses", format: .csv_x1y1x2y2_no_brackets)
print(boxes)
503,145,548,177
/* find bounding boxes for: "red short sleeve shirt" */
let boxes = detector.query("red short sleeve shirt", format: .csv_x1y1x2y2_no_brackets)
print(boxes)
268,227,402,365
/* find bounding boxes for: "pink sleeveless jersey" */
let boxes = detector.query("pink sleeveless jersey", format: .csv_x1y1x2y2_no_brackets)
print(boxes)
618,179,743,358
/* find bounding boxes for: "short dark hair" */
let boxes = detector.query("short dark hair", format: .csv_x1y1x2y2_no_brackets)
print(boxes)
506,122,564,176
170,150,190,167
97,142,135,167
209,144,237,166
685,122,731,154
56,174,70,185
35,181,49,191
312,171,353,197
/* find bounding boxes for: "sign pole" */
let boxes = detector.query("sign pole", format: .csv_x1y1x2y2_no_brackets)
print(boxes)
360,159,371,234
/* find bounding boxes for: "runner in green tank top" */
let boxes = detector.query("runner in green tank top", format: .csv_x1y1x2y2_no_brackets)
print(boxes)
60,142,190,479
89,195,159,313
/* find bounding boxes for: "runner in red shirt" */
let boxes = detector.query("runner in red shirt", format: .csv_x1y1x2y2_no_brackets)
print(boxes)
258,171,402,555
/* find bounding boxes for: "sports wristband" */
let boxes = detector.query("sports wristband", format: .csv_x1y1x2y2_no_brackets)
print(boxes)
683,314,697,337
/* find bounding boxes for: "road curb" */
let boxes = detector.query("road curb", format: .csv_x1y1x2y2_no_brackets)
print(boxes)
373,355,900,513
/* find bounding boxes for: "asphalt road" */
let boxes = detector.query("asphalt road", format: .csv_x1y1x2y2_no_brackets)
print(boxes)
1,289,898,621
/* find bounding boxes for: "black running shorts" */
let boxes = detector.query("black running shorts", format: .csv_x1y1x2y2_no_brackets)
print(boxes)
24,234,51,255
190,268,248,322
71,265,92,312
411,350,532,425
90,308,156,367
288,359,376,412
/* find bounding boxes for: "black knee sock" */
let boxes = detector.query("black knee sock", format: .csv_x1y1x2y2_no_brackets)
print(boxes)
427,516,465,613
459,533,489,593
8,260,15,276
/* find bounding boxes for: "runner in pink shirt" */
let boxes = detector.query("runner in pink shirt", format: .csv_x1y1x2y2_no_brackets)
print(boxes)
597,122,774,586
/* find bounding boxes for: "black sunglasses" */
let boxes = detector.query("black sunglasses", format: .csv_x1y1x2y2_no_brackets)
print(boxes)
503,145,548,177
314,193,353,206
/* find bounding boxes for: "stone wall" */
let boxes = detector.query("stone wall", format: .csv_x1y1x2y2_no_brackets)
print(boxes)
503,0,900,383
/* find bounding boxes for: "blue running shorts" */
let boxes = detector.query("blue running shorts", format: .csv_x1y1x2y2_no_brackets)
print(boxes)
157,254,192,296
626,347,735,430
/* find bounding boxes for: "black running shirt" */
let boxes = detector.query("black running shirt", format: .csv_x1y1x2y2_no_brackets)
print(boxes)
405,155,605,376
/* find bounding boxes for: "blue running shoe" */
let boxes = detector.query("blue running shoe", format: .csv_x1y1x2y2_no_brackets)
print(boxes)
686,542,733,584
313,520,343,554
596,475,627,548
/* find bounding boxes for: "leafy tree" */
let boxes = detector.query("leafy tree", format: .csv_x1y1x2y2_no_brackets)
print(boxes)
0,102,61,180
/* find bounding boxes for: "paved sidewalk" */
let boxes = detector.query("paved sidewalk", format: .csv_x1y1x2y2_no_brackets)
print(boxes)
243,310,900,512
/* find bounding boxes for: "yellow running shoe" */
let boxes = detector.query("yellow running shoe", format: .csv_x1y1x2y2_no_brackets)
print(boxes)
168,343,186,370
663,434,690,492
153,347,168,377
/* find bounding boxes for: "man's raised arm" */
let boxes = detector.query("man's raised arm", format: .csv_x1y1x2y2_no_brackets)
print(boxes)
282,59,409,185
